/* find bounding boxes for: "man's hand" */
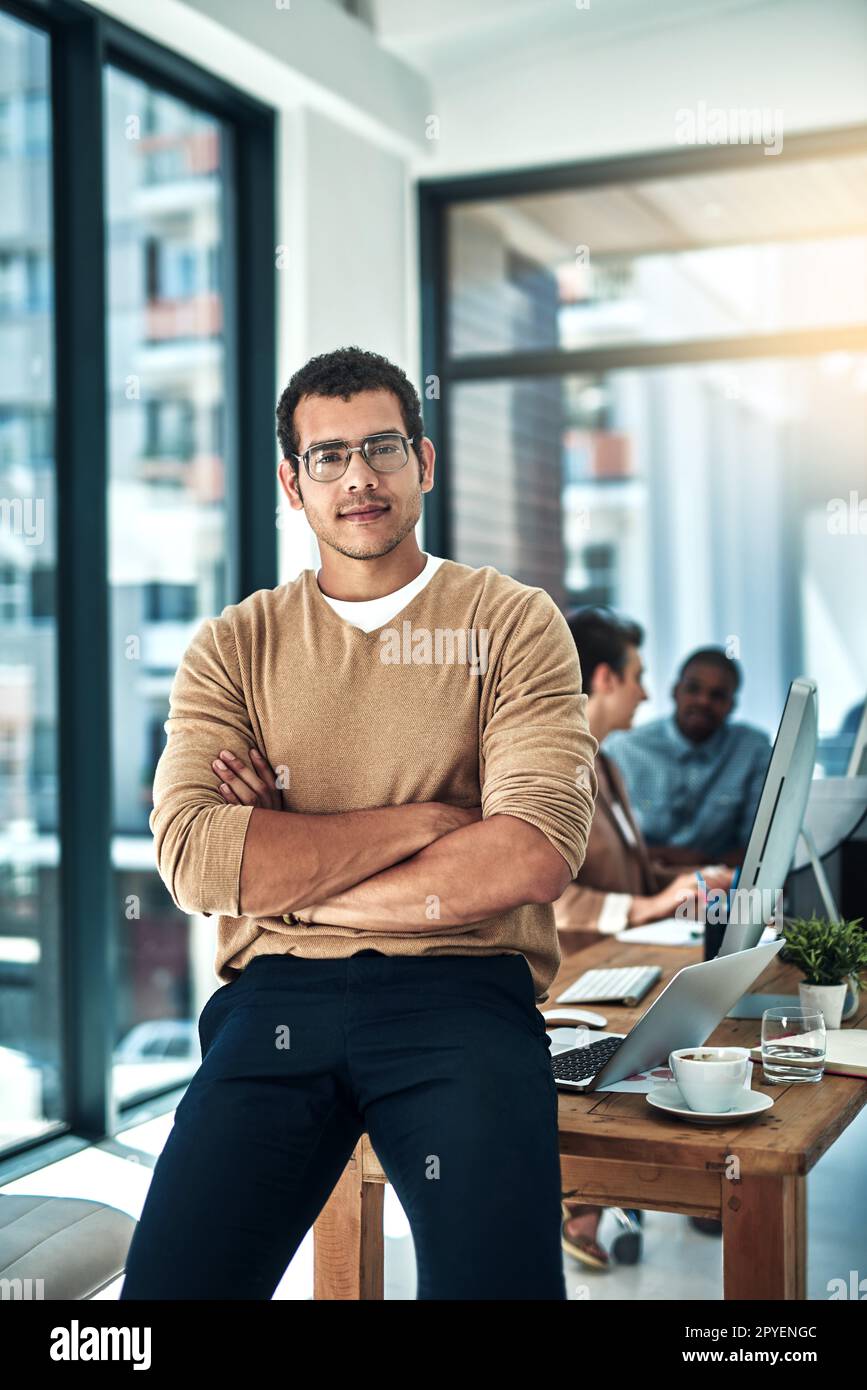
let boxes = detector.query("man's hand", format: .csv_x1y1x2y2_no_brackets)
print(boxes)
213,747,484,832
628,865,734,926
212,747,283,811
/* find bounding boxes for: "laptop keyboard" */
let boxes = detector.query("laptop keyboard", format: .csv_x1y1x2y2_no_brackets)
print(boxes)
551,1035,624,1084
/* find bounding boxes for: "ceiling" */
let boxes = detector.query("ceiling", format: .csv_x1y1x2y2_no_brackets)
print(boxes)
495,152,867,259
365,0,773,75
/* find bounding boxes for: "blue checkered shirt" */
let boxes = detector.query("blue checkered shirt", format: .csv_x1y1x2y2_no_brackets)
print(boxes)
604,715,772,859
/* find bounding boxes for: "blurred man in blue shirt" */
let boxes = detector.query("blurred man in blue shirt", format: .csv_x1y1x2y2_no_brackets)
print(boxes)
605,647,771,865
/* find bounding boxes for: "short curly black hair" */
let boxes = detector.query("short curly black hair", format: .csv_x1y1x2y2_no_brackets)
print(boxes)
276,346,425,474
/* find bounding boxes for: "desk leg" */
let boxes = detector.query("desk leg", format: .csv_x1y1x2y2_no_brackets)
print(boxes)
722,1173,806,1300
313,1143,384,1300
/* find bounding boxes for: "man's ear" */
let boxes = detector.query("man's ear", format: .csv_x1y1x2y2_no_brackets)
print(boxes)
418,435,436,493
592,662,615,696
278,458,305,511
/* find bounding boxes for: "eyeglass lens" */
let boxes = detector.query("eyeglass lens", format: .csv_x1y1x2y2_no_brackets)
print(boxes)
307,434,409,480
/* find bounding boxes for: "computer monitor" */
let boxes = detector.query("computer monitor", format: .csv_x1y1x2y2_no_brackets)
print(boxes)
717,676,818,958
718,677,819,1019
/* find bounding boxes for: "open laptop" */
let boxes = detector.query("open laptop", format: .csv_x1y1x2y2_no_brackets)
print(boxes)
548,937,784,1091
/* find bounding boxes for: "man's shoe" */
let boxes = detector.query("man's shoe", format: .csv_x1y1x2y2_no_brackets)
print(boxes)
561,1201,610,1271
690,1216,723,1236
610,1208,643,1265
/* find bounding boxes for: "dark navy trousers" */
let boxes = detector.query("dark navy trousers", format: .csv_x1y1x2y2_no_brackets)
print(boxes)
120,949,566,1300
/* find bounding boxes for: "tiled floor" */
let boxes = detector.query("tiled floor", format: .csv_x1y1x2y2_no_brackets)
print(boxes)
3,1101,865,1300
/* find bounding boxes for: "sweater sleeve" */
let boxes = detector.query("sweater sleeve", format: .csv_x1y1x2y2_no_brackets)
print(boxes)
480,591,598,880
148,612,256,918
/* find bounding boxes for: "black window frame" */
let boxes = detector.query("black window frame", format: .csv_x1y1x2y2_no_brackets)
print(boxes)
0,0,277,1178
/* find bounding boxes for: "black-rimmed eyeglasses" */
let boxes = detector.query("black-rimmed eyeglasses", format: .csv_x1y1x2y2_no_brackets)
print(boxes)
290,432,418,482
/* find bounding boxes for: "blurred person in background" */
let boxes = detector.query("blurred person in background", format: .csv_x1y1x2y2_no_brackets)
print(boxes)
554,608,732,1271
605,647,771,868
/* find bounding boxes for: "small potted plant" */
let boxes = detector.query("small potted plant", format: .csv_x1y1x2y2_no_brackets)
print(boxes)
780,915,867,1029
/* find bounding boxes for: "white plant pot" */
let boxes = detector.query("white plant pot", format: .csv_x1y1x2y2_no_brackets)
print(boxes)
842,977,861,1022
798,981,847,1030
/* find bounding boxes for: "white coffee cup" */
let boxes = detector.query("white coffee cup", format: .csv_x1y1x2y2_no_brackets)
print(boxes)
669,1046,751,1112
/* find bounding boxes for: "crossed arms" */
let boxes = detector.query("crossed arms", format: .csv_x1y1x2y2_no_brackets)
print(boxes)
213,749,573,931
149,595,598,933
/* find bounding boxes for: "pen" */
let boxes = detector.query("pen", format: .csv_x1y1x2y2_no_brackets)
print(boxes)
695,869,707,904
693,871,707,940
728,865,741,914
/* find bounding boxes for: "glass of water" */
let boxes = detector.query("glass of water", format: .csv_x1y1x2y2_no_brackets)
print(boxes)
761,1007,827,1083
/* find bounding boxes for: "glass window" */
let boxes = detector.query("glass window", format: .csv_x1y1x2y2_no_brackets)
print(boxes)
447,154,867,356
104,66,230,1107
0,11,61,1153
449,353,867,742
443,144,867,759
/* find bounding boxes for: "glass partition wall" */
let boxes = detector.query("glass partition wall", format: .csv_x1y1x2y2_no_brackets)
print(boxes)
422,136,867,752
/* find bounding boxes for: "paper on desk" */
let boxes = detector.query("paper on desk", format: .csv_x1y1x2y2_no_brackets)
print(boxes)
547,1027,756,1094
597,1058,755,1095
615,919,779,946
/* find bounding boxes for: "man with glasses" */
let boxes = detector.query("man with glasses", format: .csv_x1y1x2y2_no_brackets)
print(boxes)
606,648,772,867
121,345,597,1301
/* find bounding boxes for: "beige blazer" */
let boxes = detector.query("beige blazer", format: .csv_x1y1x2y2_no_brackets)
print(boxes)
553,750,676,933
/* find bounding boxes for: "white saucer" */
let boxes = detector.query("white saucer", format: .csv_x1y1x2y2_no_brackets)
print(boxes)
646,1081,774,1123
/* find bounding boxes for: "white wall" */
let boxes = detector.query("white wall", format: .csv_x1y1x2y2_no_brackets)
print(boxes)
275,106,419,577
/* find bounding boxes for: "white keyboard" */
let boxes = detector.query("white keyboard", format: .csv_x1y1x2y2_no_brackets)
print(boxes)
557,965,661,1007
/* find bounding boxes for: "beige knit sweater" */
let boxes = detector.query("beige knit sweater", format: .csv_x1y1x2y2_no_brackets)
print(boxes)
149,559,597,1000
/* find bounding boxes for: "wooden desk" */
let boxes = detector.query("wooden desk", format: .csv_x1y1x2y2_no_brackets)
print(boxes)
313,937,867,1300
